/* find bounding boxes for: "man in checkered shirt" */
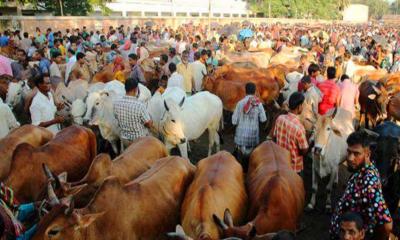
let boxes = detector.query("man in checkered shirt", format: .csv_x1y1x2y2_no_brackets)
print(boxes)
273,92,309,175
113,77,153,149
232,82,267,170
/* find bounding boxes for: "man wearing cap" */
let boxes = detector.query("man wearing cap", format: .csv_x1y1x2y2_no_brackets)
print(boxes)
331,131,392,240
273,92,309,175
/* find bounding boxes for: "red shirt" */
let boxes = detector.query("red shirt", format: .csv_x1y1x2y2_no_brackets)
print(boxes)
273,113,309,173
317,79,340,115
297,76,318,92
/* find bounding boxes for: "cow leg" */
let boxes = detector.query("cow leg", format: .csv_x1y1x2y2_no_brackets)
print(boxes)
207,129,216,156
110,140,119,155
177,142,189,159
325,168,338,212
307,159,318,211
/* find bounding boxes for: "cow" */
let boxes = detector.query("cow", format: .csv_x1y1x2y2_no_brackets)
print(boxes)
52,136,168,207
307,108,354,212
344,57,376,82
180,151,247,240
387,93,400,122
281,71,304,101
32,156,195,240
359,80,392,129
214,141,305,238
0,125,53,180
4,125,96,202
220,50,274,69
157,88,223,159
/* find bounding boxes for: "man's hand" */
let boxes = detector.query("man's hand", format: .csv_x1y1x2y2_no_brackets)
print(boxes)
56,102,64,111
54,116,65,124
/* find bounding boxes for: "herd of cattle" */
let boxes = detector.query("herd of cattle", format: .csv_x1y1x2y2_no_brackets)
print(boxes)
2,43,400,239
0,125,303,240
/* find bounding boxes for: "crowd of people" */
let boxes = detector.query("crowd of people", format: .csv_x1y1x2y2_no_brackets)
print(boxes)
1,21,400,239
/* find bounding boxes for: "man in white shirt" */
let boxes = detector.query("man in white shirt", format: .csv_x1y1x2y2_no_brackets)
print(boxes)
167,63,185,91
20,32,32,53
30,75,64,134
65,49,77,84
138,42,149,64
191,51,207,92
0,98,20,139
50,52,63,80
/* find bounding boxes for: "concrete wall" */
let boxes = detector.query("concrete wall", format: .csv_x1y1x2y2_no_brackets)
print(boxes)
343,4,369,23
0,16,343,32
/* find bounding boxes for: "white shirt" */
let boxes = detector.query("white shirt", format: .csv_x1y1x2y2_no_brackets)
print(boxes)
50,62,62,79
0,98,20,139
167,72,185,91
30,91,59,134
191,60,207,92
65,55,77,83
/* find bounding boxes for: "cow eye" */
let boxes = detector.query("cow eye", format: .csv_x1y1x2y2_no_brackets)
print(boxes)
95,102,99,106
47,227,62,237
171,119,176,123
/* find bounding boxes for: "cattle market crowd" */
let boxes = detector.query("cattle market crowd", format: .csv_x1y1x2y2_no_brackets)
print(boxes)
1,21,400,240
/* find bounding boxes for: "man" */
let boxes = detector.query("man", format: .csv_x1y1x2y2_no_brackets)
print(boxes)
167,63,185,91
11,49,29,81
0,97,19,139
331,130,393,240
338,74,359,119
106,44,118,64
159,54,171,77
138,42,149,64
298,63,320,92
72,52,92,82
30,75,64,134
317,67,341,115
20,32,32,53
113,77,153,149
301,75,322,116
49,39,62,58
65,48,76,83
49,52,63,80
169,48,181,65
0,31,9,47
191,51,207,92
273,92,309,174
35,49,51,75
339,212,365,240
232,82,267,170
46,28,54,48
128,53,146,84
177,50,195,95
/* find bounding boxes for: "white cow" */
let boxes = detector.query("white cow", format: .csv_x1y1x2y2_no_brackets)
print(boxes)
344,58,376,83
307,108,354,212
150,87,223,159
281,71,304,101
0,98,20,139
6,81,26,109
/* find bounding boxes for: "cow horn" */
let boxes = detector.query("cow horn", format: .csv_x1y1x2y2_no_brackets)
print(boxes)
372,85,382,95
42,163,55,181
164,100,170,111
223,209,234,227
47,182,60,206
179,97,185,107
65,197,75,216
331,107,338,119
213,214,228,230
273,100,280,109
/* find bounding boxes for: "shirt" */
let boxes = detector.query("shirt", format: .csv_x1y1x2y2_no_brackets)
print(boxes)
317,79,340,115
11,62,25,81
39,58,51,75
0,55,13,77
30,91,59,134
273,113,309,173
0,99,20,139
167,72,185,91
232,95,267,147
304,86,322,116
50,62,62,79
338,79,359,118
20,38,32,52
177,62,193,92
191,60,207,92
113,96,151,141
130,65,146,84
330,163,392,239
0,36,9,47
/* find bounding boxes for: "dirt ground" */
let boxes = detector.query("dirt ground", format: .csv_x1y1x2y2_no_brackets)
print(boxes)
182,123,332,239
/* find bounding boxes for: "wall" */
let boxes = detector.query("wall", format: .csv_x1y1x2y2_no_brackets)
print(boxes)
342,4,369,23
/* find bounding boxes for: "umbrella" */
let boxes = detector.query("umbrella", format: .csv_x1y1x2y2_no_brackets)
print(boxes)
238,28,253,41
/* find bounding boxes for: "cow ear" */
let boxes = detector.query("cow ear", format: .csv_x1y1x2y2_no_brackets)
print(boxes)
179,97,185,108
368,94,377,100
77,212,105,229
223,208,233,227
164,100,170,112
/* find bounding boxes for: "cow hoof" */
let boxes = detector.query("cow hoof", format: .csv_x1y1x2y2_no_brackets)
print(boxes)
305,204,314,212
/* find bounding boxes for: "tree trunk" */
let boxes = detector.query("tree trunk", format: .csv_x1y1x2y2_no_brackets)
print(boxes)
59,0,64,16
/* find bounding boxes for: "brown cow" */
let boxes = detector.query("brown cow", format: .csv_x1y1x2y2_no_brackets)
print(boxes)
5,125,97,202
0,125,53,180
55,136,168,207
220,50,274,69
214,141,305,238
180,151,247,240
32,156,195,240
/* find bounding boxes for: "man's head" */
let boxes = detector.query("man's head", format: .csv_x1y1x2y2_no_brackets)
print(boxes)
169,48,176,57
23,32,29,38
67,48,75,57
95,43,102,53
308,63,320,77
341,74,350,82
52,52,63,64
346,131,371,172
128,53,138,66
200,49,208,62
169,62,177,74
301,75,312,91
288,92,305,113
339,212,365,240
160,54,168,65
35,75,51,93
245,82,256,95
76,52,86,64
181,50,189,63
327,66,336,80
125,77,139,94
16,48,27,62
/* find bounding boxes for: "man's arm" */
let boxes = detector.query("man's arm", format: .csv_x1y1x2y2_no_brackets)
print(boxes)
30,104,63,128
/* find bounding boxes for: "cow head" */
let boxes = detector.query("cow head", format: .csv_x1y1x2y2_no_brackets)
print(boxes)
213,209,277,240
71,99,87,125
33,201,104,240
299,98,317,134
83,91,101,124
161,98,187,146
368,84,392,120
6,80,24,108
313,111,342,157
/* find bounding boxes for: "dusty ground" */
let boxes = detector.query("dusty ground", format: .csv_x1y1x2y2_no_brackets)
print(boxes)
181,123,332,239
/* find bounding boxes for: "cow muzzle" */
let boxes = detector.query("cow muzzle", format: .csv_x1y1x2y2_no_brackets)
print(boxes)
313,146,323,156
180,138,186,144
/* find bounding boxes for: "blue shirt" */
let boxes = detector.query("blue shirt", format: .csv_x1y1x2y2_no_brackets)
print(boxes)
47,32,54,48
39,58,51,74
0,36,9,47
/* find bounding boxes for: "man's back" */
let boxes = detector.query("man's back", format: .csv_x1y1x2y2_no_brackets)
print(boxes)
113,96,150,141
317,79,340,115
339,79,359,117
